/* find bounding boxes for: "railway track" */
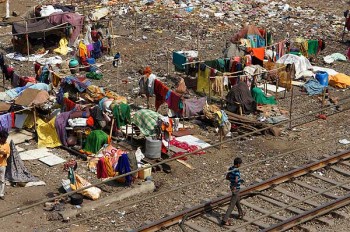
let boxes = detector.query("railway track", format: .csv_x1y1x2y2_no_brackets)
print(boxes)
133,150,350,232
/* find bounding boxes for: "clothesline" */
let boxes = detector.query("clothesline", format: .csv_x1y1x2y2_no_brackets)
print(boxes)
208,65,287,80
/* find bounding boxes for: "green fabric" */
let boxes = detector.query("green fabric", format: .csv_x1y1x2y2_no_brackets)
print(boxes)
86,72,103,80
205,59,226,72
112,103,131,128
83,130,108,154
307,40,318,55
132,109,161,136
288,51,301,56
267,32,273,46
251,87,277,105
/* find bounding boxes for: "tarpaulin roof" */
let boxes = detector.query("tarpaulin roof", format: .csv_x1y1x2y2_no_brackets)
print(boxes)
230,24,263,43
12,19,57,38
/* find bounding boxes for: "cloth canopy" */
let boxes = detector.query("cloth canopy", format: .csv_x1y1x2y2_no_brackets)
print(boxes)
14,88,49,106
230,24,263,43
12,19,56,39
277,54,312,79
49,12,84,45
132,109,161,136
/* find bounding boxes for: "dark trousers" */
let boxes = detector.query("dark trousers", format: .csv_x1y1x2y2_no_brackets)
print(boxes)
223,190,242,222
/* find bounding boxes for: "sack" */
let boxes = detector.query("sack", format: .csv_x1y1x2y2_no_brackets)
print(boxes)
225,172,230,180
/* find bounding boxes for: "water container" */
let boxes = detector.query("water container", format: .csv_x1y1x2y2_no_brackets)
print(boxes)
69,59,79,74
144,137,161,159
315,71,329,87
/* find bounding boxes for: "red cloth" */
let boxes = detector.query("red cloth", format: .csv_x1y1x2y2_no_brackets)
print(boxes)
154,79,169,111
168,139,205,159
63,98,76,112
11,112,15,128
19,77,36,87
97,157,108,179
86,116,94,127
166,91,183,114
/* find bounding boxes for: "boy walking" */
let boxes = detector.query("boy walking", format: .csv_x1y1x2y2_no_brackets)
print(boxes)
222,157,244,226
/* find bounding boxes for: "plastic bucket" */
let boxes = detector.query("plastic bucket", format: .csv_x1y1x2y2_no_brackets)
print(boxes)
315,71,329,87
144,137,161,159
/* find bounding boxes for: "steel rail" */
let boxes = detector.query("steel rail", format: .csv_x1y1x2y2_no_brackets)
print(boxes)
134,150,350,231
261,193,350,232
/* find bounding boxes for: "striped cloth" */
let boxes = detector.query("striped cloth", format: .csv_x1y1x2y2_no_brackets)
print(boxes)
132,109,161,136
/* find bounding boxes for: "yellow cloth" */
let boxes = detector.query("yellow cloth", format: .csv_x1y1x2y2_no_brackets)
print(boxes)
329,73,350,89
104,156,115,177
0,143,10,166
52,72,61,87
23,113,35,129
197,67,210,93
78,41,88,58
36,117,62,148
53,37,69,55
295,37,308,57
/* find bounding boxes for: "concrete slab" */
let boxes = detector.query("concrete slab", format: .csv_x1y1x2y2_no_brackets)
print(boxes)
8,130,34,144
19,148,52,160
60,181,155,220
39,155,66,166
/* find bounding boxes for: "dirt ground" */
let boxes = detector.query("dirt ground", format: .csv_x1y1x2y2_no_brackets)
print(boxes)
0,0,350,232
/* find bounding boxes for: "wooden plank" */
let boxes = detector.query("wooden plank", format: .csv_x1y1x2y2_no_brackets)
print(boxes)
176,159,195,169
293,180,339,199
273,186,334,225
331,166,350,177
257,195,304,214
340,160,350,167
274,186,320,207
311,173,350,191
208,206,270,229
241,200,285,221
184,221,210,232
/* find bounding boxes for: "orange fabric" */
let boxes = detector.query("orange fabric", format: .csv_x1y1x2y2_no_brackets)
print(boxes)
143,66,152,75
0,143,10,166
86,116,94,127
252,47,265,61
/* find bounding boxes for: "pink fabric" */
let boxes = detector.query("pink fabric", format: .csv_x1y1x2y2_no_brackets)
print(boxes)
234,56,241,63
49,12,84,46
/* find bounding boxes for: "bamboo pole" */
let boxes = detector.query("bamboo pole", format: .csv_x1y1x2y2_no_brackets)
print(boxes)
275,77,279,100
110,19,115,55
134,12,137,38
167,50,170,76
109,118,115,144
289,86,294,129
25,20,30,65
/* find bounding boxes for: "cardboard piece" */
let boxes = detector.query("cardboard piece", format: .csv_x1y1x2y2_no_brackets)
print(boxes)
9,130,34,144
258,83,285,92
39,155,66,167
19,148,52,160
175,135,211,148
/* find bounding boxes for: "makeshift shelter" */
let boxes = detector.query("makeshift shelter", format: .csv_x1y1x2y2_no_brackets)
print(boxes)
230,24,266,48
277,54,313,79
12,19,64,53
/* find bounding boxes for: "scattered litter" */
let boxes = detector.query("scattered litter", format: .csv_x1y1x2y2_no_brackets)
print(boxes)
339,139,350,145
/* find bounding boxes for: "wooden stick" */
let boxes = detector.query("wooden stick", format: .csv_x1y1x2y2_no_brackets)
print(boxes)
33,107,37,133
167,50,170,76
134,13,137,38
275,77,279,100
219,127,223,150
25,20,30,65
110,20,115,55
289,86,294,130
109,118,115,144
